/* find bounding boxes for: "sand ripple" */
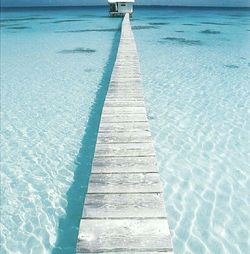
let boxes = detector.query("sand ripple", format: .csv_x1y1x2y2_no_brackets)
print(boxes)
134,8,250,254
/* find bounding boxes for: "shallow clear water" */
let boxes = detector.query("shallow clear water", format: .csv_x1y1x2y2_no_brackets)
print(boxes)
133,7,250,254
1,6,250,254
0,7,121,253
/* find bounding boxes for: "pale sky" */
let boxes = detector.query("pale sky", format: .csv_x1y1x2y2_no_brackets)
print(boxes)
1,0,250,7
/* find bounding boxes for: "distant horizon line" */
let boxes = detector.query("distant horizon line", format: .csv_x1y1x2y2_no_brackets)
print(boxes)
1,5,250,9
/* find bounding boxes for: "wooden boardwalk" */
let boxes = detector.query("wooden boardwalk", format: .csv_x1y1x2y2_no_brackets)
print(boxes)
76,14,173,253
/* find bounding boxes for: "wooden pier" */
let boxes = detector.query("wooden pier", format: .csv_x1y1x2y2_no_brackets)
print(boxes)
76,14,173,253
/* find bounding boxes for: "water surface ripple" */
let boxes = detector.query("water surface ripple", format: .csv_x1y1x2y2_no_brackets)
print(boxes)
1,7,121,253
133,7,250,254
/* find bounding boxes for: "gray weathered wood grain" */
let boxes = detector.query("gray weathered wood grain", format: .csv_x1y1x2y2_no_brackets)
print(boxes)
83,193,166,218
94,143,155,157
88,173,163,193
102,106,146,115
92,156,158,173
100,114,148,123
76,13,173,253
78,252,174,254
78,252,173,254
104,100,145,107
98,122,150,133
77,219,172,252
105,94,144,100
97,131,152,143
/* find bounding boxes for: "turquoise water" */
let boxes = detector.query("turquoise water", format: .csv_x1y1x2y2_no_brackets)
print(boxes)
1,6,250,254
1,7,121,253
132,7,250,254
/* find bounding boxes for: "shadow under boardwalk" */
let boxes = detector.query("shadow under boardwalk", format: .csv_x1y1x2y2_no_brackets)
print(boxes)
76,14,173,253
52,20,122,254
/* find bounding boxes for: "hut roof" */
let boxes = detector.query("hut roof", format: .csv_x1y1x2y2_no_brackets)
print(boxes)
108,0,135,3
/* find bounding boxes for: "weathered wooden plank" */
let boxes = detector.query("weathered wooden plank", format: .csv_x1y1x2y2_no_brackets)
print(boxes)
113,65,140,69
100,119,149,126
107,90,143,94
87,173,162,193
100,114,148,123
98,122,150,132
106,90,144,95
77,219,172,252
105,98,145,102
104,100,145,107
112,67,140,72
78,252,173,254
92,156,158,173
76,13,173,253
110,77,141,81
111,77,141,81
109,82,142,87
105,94,144,100
94,143,155,157
107,90,143,95
108,88,144,94
97,131,152,143
102,106,147,115
108,85,144,91
110,79,141,83
83,193,166,218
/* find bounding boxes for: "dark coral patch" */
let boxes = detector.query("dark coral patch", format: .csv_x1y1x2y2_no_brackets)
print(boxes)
182,23,198,26
160,37,202,46
78,14,98,18
84,68,93,73
224,64,239,69
227,14,249,18
147,16,178,20
132,25,158,30
200,22,231,26
199,29,221,34
52,19,84,24
7,26,30,30
148,22,169,25
1,17,53,23
56,28,120,33
58,48,96,54
1,22,23,27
